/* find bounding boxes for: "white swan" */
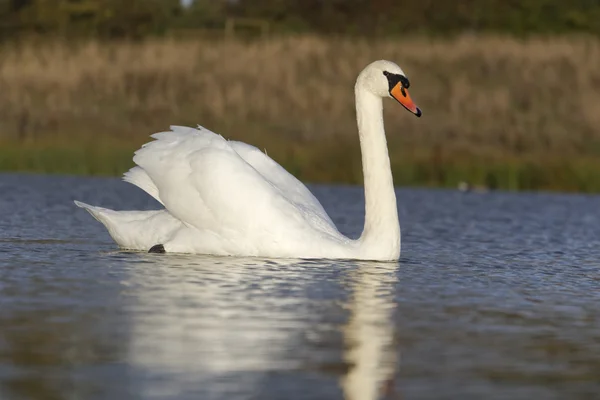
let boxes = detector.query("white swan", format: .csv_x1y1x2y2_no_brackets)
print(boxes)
75,60,421,261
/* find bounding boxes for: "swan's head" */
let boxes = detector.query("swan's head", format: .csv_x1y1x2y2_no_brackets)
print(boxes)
357,60,422,117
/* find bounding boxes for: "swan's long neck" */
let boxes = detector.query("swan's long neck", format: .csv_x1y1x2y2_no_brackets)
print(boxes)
355,85,400,260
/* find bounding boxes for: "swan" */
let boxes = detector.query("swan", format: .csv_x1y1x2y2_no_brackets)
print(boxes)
75,60,421,261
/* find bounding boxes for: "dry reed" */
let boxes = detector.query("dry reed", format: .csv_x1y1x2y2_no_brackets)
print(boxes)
1,35,600,190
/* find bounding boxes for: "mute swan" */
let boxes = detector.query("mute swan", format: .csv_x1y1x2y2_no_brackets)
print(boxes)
75,60,421,261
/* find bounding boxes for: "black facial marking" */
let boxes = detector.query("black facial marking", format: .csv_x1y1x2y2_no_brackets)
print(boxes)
383,71,410,92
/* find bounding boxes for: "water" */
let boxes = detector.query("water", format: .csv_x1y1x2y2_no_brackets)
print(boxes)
1,173,599,400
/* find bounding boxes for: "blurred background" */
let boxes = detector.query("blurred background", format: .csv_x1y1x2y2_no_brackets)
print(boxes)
1,0,599,192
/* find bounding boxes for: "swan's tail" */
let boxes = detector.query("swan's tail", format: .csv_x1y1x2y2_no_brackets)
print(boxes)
74,201,182,251
74,201,113,224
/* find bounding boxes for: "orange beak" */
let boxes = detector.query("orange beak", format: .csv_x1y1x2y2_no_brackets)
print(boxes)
390,83,422,117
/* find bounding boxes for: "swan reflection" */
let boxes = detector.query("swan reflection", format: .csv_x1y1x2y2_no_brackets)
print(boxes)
341,261,399,400
122,254,399,399
125,254,304,398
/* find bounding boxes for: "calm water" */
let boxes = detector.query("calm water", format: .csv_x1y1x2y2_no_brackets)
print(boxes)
0,173,599,400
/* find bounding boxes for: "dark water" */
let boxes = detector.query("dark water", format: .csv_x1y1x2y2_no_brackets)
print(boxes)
0,173,599,400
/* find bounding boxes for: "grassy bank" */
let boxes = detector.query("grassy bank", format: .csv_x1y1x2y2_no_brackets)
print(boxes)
1,36,600,192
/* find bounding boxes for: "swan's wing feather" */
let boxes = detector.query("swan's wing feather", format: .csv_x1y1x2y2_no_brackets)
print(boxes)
131,126,339,243
228,140,334,225
130,124,329,222
122,166,163,205
122,125,225,206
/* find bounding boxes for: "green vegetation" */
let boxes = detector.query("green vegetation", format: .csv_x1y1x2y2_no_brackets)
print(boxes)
214,0,600,37
2,0,600,38
5,143,600,193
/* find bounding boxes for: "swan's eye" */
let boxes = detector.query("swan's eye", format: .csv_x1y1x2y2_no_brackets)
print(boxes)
383,71,390,77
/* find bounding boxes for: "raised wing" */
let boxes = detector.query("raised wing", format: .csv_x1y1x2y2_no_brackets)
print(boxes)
130,126,340,245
